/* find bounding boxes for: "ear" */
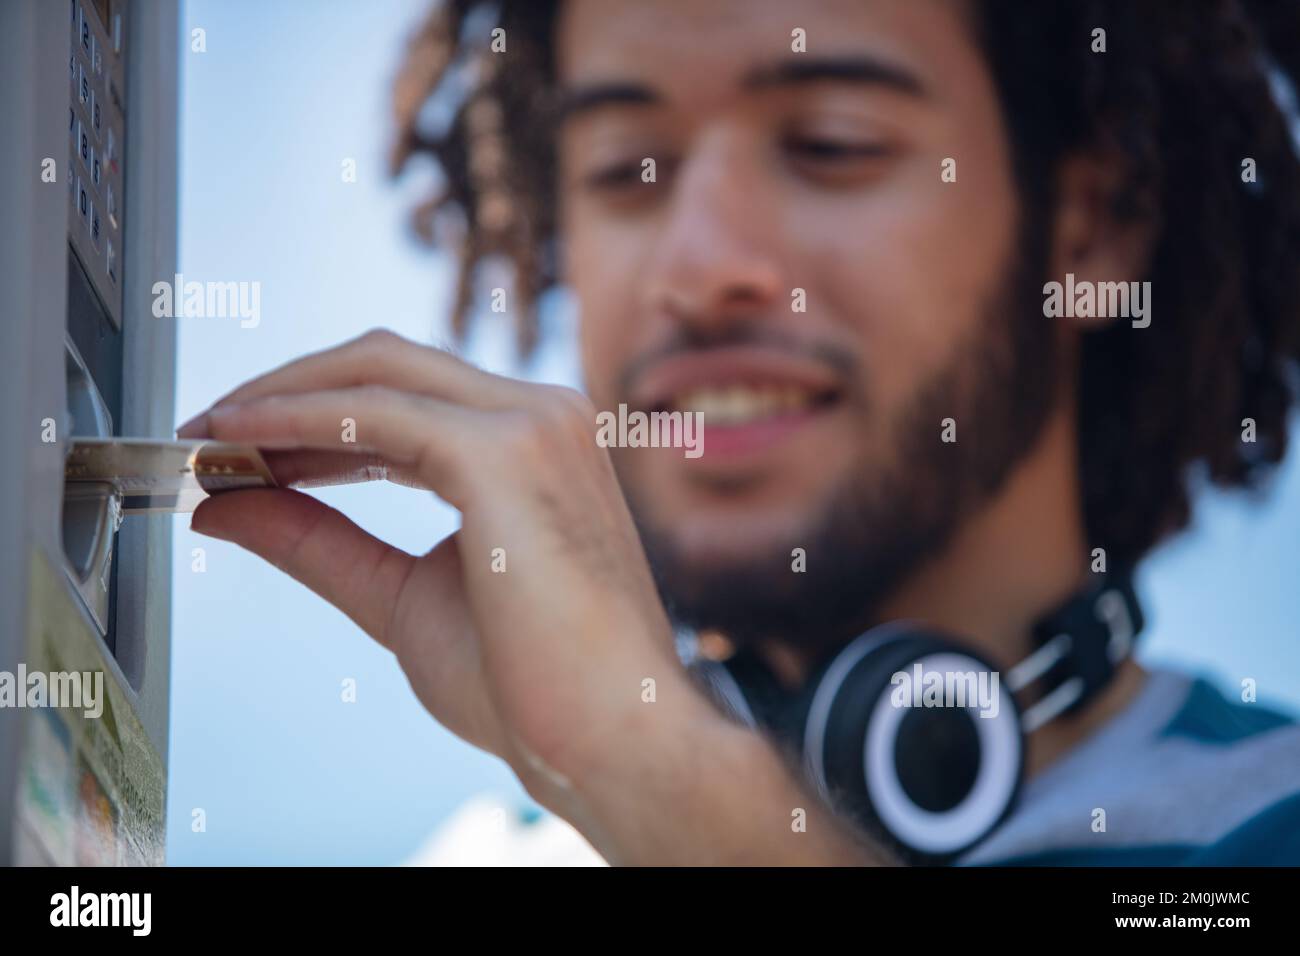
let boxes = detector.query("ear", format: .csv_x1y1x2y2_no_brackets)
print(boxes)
1048,152,1158,330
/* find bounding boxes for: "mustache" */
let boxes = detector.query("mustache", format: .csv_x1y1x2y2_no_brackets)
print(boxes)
615,324,860,398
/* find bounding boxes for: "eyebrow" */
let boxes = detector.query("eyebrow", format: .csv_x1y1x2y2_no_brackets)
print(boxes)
552,54,927,126
552,82,659,126
743,54,926,97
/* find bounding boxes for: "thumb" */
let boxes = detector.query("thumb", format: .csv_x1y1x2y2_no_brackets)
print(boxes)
191,488,415,650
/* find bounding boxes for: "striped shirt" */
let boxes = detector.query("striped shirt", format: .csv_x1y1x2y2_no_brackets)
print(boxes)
959,668,1300,865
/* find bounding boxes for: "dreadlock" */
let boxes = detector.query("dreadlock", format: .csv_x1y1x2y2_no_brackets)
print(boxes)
389,0,1300,569
390,1,559,353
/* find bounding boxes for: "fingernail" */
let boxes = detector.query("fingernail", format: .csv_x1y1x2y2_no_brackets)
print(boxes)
190,507,231,540
176,411,209,438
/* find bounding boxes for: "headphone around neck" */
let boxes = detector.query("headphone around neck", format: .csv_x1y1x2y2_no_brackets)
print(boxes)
688,567,1144,865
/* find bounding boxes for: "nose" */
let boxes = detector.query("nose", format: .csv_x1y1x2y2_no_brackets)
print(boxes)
640,132,786,336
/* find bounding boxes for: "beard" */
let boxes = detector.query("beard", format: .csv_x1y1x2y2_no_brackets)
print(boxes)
625,223,1060,658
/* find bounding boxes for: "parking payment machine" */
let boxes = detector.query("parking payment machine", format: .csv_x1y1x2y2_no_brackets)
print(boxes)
0,0,179,866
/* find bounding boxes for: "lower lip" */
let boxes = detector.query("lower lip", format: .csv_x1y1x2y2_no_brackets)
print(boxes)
692,406,827,459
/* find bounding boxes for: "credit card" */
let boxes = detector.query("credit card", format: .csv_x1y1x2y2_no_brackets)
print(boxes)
64,438,277,514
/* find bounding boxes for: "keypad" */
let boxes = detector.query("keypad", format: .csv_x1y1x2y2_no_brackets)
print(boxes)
67,1,127,326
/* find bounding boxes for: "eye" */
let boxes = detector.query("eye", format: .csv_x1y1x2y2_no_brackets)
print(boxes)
783,135,892,162
582,159,649,192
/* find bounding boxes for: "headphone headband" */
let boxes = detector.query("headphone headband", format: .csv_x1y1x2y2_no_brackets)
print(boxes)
1013,565,1144,729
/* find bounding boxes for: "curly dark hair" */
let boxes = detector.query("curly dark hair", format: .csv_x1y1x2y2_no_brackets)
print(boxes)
389,0,1300,569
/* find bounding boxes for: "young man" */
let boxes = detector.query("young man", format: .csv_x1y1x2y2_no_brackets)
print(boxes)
177,0,1300,864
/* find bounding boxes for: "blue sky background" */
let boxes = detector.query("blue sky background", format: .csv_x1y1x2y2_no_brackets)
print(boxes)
166,0,1300,864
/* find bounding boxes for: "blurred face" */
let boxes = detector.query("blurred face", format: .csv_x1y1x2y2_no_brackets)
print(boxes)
557,0,1059,649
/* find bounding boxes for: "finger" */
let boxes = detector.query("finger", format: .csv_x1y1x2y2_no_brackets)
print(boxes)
191,487,416,650
261,450,428,490
194,487,504,757
177,330,527,437
197,388,482,504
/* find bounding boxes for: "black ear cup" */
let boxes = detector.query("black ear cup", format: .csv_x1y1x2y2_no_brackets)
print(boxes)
715,645,806,744
689,646,815,760
798,625,1024,865
688,623,1026,865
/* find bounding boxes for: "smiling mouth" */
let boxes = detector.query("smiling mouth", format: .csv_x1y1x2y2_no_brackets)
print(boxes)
655,383,842,426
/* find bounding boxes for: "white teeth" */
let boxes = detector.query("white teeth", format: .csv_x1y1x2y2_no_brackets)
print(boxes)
671,385,819,425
